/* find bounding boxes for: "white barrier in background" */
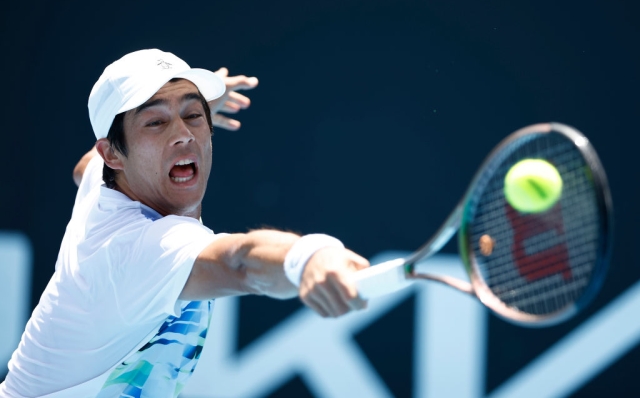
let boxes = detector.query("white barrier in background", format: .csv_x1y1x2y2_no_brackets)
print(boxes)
0,232,32,377
1,244,639,397
182,254,487,398
489,280,640,398
183,253,640,398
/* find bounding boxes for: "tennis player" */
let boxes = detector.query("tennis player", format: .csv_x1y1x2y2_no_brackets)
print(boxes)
0,49,369,397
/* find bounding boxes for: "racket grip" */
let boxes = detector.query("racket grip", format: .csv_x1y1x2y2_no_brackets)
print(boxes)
352,258,412,299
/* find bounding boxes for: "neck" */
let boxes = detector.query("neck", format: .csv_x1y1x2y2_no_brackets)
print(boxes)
112,182,202,220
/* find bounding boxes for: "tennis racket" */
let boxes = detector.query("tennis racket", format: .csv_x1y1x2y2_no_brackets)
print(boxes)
352,122,612,327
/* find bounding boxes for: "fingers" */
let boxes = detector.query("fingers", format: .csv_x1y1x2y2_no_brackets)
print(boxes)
345,249,371,271
219,92,251,114
209,95,251,130
298,247,371,318
212,114,240,131
228,91,251,108
214,67,258,91
324,276,366,314
220,102,241,114
207,69,256,131
301,294,330,318
301,282,350,318
225,75,259,91
333,272,367,311
215,67,229,78
318,280,351,317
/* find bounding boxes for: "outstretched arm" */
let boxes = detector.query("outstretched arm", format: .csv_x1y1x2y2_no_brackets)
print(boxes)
182,230,369,318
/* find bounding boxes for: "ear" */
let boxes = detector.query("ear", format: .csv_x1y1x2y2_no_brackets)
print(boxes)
95,138,124,171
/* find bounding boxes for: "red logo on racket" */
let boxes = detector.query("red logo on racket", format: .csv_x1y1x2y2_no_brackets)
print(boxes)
506,203,572,282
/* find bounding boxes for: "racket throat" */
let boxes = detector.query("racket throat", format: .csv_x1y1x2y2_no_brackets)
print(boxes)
408,269,474,295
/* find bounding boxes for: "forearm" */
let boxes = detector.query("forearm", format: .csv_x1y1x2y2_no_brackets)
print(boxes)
184,229,369,318
182,230,300,301
238,230,301,298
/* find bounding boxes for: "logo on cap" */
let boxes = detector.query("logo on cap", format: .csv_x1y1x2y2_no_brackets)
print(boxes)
157,59,172,70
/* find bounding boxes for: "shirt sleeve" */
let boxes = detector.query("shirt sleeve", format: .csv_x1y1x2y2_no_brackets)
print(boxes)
108,215,222,325
75,155,104,206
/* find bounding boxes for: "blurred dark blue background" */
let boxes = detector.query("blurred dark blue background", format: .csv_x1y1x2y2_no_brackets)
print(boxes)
1,0,638,396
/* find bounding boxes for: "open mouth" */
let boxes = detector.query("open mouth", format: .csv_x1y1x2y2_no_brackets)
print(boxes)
169,159,197,183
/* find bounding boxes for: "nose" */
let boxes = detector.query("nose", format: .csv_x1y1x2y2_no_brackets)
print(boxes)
170,118,195,146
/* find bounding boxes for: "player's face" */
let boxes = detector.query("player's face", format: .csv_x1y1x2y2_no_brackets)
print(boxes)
118,79,213,218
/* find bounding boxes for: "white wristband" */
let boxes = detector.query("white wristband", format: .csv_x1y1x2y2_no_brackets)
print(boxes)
284,234,345,287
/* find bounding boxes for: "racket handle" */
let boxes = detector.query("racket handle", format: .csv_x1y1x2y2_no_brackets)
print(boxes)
352,258,411,299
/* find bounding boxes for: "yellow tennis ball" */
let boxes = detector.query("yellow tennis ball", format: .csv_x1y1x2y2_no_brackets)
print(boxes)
504,159,563,213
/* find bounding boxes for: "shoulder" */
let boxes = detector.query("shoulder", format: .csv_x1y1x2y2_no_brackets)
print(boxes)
78,155,105,195
81,189,221,268
136,215,216,252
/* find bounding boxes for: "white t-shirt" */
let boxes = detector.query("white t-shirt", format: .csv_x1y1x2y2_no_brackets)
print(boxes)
1,156,223,397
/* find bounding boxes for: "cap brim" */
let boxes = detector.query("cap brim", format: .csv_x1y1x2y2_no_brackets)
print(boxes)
175,68,226,102
116,67,226,116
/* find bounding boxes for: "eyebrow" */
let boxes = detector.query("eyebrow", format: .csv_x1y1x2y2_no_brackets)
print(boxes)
134,92,203,115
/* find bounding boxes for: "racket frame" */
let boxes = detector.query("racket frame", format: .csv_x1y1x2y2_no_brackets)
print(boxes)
457,122,613,326
354,122,613,327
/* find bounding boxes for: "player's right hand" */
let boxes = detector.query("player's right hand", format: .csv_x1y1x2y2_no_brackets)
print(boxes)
299,247,369,318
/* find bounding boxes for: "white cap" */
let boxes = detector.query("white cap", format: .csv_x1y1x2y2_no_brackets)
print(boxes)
88,49,226,140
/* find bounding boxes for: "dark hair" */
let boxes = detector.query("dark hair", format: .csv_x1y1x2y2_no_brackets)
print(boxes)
102,81,214,188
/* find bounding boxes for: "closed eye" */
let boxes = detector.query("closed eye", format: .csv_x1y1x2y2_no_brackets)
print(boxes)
146,119,164,127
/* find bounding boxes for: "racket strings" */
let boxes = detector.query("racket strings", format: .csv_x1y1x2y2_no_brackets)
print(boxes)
467,132,602,316
476,206,598,279
484,242,596,288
